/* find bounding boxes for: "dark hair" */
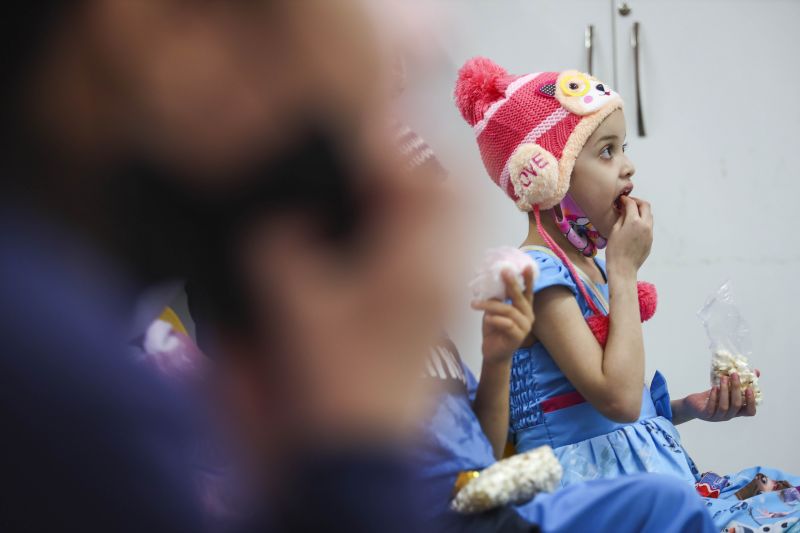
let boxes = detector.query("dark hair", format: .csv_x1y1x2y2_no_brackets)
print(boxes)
1,3,76,185
2,3,74,100
184,122,365,352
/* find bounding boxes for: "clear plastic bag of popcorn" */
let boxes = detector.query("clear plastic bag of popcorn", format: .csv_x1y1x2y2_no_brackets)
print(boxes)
697,281,761,405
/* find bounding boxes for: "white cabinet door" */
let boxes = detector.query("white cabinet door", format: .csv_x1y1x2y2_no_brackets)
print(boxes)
403,0,616,376
612,0,800,474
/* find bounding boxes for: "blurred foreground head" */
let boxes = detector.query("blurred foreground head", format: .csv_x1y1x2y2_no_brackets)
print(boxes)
2,0,400,283
2,2,463,527
202,120,459,459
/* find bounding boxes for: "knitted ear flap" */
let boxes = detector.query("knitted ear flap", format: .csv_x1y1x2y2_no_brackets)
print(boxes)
507,143,563,211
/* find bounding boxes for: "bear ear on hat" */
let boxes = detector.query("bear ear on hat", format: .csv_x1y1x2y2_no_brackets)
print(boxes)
539,83,557,98
454,57,513,126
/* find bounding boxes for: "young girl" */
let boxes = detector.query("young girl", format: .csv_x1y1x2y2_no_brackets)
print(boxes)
454,57,800,532
404,124,715,533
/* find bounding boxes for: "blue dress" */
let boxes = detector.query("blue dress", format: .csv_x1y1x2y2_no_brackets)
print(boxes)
510,246,800,531
416,338,717,532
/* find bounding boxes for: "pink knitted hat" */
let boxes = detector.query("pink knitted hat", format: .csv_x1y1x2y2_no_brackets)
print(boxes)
454,57,623,211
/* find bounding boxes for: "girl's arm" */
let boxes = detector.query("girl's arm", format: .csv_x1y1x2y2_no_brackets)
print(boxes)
533,197,653,423
471,268,534,459
473,357,514,459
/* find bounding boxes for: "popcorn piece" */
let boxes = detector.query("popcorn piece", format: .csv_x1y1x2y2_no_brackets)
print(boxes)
710,349,762,405
470,247,539,301
450,445,562,514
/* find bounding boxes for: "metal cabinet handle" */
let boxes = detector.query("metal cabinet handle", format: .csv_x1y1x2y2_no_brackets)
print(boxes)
631,22,646,137
585,25,594,75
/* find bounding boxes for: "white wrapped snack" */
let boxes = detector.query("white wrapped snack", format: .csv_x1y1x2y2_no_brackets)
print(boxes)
711,349,762,406
699,281,762,405
450,445,562,514
470,246,539,301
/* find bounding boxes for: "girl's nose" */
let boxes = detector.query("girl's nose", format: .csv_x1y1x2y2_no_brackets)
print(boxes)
621,156,636,179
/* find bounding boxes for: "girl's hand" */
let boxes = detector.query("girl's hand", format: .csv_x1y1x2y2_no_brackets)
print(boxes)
471,267,535,364
605,196,653,276
674,371,760,424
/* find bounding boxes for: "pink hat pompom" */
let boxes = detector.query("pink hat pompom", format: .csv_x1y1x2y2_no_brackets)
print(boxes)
637,281,658,322
586,314,610,346
454,57,511,126
586,282,658,347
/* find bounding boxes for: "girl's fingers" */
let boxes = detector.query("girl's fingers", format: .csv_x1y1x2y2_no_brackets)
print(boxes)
611,215,624,234
743,387,757,417
622,194,639,221
636,198,653,226
502,270,527,312
716,376,730,416
728,373,743,416
485,315,517,333
704,386,719,419
610,201,627,234
473,300,527,327
522,266,534,305
471,300,504,312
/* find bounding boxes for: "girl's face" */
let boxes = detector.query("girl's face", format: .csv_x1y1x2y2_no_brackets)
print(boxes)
568,109,636,237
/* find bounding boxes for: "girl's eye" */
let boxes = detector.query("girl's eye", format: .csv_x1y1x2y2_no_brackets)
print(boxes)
622,143,629,153
600,145,612,159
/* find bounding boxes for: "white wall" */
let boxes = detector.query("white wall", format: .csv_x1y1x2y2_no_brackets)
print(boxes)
402,0,800,477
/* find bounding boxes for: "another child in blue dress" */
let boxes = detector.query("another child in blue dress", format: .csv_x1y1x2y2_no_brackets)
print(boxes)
453,57,800,532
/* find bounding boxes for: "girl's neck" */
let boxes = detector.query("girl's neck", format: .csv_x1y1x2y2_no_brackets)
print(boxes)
521,208,606,284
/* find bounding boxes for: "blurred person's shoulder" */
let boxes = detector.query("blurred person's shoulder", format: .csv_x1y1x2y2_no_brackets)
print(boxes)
0,205,133,357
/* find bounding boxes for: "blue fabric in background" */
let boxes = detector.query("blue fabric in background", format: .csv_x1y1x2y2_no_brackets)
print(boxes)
0,208,206,531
